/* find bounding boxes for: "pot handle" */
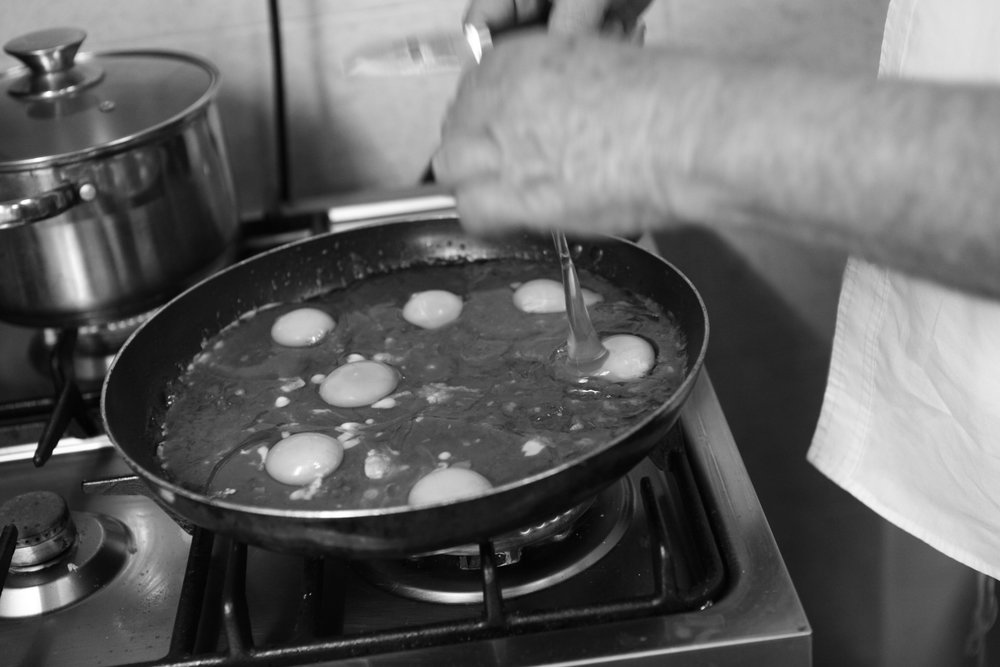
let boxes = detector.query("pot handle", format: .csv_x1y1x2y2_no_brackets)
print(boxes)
0,181,97,229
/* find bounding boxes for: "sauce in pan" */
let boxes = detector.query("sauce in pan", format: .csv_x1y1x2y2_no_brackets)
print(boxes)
157,259,687,510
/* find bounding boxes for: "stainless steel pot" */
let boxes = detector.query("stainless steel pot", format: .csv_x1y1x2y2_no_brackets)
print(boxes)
0,28,239,327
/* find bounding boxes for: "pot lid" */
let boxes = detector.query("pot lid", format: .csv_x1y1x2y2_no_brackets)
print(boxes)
0,27,220,169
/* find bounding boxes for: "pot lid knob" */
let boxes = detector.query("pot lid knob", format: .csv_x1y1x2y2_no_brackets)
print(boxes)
4,27,104,99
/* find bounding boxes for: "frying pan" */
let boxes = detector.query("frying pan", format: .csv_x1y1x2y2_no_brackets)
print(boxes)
101,217,708,557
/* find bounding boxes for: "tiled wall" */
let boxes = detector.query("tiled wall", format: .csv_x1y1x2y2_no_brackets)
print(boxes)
1,2,886,405
2,0,884,222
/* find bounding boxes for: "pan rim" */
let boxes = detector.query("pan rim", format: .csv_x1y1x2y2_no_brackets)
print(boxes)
101,219,709,521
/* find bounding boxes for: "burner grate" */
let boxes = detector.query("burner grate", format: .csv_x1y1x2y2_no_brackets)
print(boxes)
0,328,102,467
130,434,725,667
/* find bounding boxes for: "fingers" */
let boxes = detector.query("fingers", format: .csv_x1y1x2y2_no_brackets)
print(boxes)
464,0,550,32
454,178,653,239
548,0,608,34
432,134,501,184
433,124,570,234
463,0,652,36
549,0,653,37
453,179,564,235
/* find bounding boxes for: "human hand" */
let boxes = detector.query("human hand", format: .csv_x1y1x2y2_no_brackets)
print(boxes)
465,0,652,37
432,34,705,238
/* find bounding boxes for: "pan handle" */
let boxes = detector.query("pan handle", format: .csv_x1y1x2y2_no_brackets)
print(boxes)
325,184,457,233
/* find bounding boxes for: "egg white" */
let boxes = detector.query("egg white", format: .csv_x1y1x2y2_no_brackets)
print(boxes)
264,432,344,486
319,360,399,408
407,467,493,506
271,308,336,347
402,290,464,329
595,334,655,381
512,278,602,313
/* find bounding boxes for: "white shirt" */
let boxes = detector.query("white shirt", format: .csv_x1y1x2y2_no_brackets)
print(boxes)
808,0,1000,580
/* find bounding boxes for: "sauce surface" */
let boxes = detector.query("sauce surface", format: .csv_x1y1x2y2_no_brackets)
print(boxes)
157,259,687,510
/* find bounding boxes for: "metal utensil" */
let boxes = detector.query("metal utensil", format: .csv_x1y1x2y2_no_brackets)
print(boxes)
346,15,643,78
345,23,491,77
459,24,608,372
552,231,609,371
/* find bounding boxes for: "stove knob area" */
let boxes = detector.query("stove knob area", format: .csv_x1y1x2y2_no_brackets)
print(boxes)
0,490,78,570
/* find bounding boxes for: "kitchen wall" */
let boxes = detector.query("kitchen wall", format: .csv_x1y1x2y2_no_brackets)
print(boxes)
1,0,469,218
3,2,992,665
0,0,879,341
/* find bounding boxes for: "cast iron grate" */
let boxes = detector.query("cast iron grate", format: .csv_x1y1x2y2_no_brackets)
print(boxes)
0,327,101,466
119,431,726,667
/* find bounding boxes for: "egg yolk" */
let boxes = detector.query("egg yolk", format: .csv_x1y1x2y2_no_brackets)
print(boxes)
271,308,336,347
595,334,655,382
407,467,493,506
512,278,602,313
402,290,464,329
319,360,399,408
264,432,344,486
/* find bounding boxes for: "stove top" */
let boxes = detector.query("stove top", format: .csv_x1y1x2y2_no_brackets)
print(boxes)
0,199,810,665
0,372,810,666
0,439,190,665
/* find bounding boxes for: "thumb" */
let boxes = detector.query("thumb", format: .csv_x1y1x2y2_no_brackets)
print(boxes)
456,180,562,236
464,0,550,32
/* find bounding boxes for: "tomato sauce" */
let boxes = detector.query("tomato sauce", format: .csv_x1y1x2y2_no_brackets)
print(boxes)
157,259,687,510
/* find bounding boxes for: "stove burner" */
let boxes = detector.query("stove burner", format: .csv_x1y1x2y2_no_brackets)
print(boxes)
0,491,133,618
355,476,635,604
425,497,594,570
2,490,77,569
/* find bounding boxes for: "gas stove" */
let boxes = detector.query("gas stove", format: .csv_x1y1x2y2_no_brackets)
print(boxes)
0,198,810,666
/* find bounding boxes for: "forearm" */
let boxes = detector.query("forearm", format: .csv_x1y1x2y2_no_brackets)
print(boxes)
660,54,1000,295
436,34,1000,296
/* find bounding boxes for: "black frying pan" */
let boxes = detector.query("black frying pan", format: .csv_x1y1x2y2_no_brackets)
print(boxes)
101,217,708,557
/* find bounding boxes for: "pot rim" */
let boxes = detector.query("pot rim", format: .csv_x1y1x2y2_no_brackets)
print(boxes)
0,48,222,173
